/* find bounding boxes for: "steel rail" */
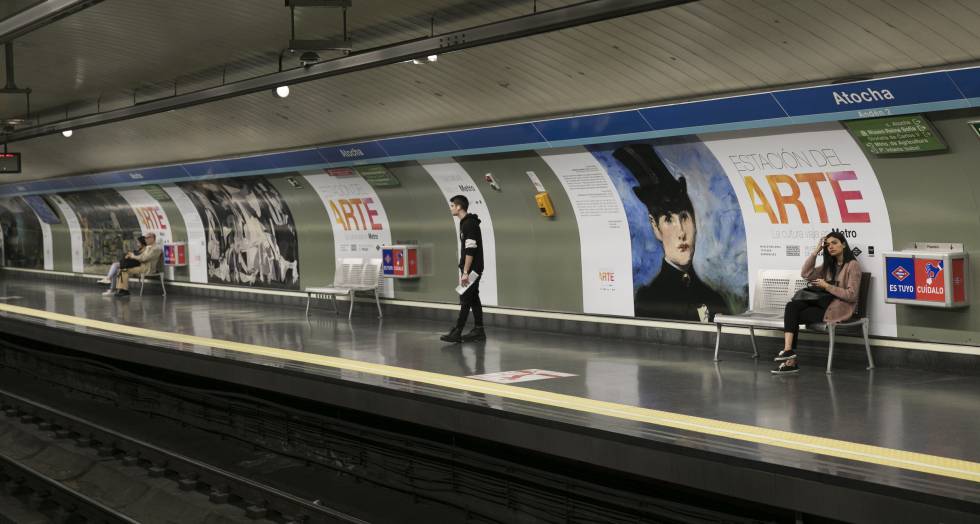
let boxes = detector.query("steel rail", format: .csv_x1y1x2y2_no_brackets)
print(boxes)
2,0,695,142
0,448,141,524
0,388,368,524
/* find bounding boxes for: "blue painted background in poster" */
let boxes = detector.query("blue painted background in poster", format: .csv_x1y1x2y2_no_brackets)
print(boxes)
588,138,748,312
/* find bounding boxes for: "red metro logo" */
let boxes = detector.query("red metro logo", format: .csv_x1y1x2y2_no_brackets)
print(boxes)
890,265,910,282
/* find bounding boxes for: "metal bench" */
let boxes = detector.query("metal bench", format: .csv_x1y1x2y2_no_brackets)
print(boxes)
713,269,874,373
138,271,167,296
137,254,166,296
305,257,383,320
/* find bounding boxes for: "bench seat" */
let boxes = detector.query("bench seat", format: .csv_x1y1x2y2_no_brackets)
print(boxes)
305,257,384,320
713,269,874,373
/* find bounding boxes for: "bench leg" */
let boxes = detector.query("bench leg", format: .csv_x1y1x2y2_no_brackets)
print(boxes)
826,325,836,374
139,274,145,296
748,327,759,359
713,324,722,361
160,273,167,296
375,289,382,319
348,291,355,321
331,294,338,315
305,295,311,316
862,319,875,370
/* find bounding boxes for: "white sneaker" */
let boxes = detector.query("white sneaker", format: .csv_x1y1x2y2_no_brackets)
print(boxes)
97,278,111,284
101,289,115,296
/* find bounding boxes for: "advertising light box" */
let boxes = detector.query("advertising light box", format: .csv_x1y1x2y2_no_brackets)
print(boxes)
884,243,968,308
382,244,419,279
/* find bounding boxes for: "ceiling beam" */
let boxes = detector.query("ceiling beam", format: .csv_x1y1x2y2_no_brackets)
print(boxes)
2,0,695,143
0,0,104,43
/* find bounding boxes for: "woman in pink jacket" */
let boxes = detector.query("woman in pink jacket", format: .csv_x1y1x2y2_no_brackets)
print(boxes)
772,232,862,375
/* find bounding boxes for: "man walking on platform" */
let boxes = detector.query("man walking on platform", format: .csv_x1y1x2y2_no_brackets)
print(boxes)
441,195,486,343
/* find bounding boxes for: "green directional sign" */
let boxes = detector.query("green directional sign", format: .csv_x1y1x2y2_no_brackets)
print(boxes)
845,114,947,155
143,185,172,201
355,164,400,188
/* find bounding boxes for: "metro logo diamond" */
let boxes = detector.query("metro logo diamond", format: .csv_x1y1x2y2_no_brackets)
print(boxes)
885,257,915,300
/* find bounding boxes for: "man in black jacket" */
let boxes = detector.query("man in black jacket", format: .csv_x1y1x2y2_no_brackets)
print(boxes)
613,144,729,322
441,194,487,343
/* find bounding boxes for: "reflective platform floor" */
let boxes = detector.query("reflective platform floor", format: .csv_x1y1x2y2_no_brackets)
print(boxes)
1,276,979,521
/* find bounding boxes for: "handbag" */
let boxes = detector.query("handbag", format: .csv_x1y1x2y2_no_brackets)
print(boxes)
119,258,141,269
792,286,833,306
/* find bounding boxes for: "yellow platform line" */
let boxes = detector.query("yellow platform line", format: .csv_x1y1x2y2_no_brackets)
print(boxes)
2,302,979,484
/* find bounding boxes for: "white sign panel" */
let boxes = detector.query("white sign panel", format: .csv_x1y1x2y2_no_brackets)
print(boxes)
420,160,499,306
116,189,173,244
303,171,394,298
162,185,208,283
20,203,54,270
47,194,84,273
701,123,896,336
539,148,635,315
468,369,577,383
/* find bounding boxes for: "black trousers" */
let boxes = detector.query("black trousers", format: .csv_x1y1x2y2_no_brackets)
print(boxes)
783,299,828,348
456,276,483,329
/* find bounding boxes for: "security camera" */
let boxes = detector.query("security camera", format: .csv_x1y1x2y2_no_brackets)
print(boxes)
299,51,320,67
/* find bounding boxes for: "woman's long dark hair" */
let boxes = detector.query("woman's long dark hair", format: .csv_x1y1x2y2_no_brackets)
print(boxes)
822,231,856,282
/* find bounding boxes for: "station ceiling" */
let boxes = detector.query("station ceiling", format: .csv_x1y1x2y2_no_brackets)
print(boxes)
2,0,979,183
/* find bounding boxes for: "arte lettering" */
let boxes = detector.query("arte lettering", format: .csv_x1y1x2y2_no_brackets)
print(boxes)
328,197,383,231
832,88,895,105
135,206,166,230
743,170,871,224
339,147,365,158
457,184,475,192
598,271,615,282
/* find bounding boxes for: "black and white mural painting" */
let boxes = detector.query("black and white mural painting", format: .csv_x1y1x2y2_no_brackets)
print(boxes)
0,197,43,269
179,178,300,289
61,190,142,273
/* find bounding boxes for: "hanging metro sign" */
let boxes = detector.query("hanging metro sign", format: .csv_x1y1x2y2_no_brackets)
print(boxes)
0,152,21,173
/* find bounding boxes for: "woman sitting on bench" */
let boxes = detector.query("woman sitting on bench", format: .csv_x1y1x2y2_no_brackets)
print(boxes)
99,234,146,296
773,232,862,375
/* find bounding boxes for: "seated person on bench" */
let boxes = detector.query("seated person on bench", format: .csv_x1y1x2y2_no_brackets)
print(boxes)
112,232,162,297
100,234,146,296
772,232,862,375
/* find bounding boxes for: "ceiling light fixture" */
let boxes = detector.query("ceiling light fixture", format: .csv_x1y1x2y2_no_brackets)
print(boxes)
275,85,290,98
299,51,320,67
61,129,73,138
411,54,438,65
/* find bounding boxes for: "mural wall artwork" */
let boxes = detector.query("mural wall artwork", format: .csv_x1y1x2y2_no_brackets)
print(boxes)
178,178,300,290
0,122,897,336
60,190,142,273
0,197,43,269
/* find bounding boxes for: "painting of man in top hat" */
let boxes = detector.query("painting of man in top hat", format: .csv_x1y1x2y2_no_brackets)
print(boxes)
591,139,748,322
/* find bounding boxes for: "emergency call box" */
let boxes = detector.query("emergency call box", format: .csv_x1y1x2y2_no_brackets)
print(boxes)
163,242,187,267
382,244,419,279
883,243,969,308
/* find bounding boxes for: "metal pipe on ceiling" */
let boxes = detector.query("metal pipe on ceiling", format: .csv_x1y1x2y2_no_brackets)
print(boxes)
2,0,695,143
0,0,104,43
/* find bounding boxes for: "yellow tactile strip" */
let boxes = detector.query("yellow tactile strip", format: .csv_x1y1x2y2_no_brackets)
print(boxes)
2,302,979,484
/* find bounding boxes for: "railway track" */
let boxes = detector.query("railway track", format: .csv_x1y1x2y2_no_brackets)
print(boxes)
0,388,368,524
